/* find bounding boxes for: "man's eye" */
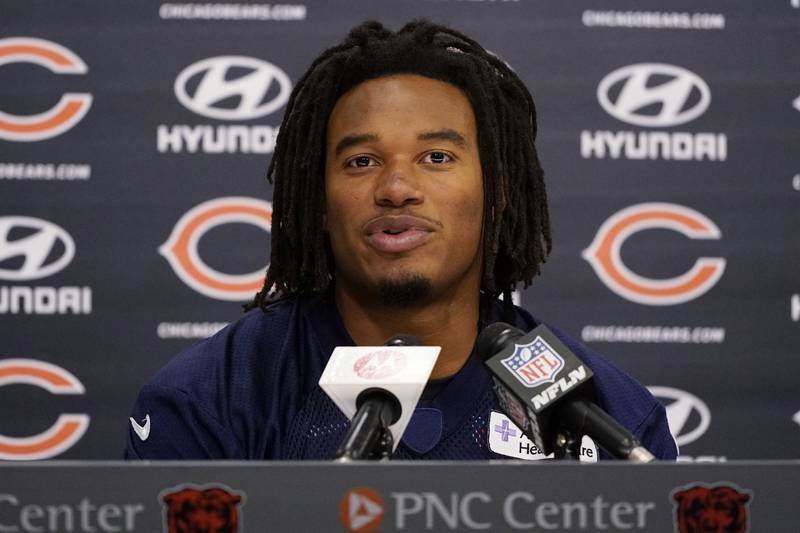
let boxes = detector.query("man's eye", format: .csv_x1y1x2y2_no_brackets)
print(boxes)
347,156,374,168
422,151,453,164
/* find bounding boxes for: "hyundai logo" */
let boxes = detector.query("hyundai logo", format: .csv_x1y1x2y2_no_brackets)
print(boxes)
648,386,711,447
598,63,711,128
174,56,291,121
0,216,75,281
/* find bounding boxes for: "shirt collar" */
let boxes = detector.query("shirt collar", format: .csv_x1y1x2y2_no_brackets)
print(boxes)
306,290,538,454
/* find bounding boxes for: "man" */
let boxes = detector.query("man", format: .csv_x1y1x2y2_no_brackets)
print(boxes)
126,20,676,460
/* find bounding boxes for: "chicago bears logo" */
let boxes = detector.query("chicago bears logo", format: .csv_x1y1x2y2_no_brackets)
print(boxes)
0,358,89,460
159,197,272,301
582,202,726,305
0,37,92,141
671,483,752,533
160,484,245,533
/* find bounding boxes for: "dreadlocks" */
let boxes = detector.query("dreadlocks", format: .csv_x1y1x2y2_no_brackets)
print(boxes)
247,19,551,311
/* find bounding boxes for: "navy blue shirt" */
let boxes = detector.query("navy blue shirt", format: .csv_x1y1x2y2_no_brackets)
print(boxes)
125,293,677,460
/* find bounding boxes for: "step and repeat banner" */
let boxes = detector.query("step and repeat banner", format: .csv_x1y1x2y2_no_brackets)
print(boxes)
1,1,798,461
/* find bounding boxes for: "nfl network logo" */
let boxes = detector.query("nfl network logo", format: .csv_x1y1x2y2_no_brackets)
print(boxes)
501,337,565,388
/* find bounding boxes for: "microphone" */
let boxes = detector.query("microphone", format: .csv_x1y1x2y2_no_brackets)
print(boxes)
477,322,655,463
319,335,440,461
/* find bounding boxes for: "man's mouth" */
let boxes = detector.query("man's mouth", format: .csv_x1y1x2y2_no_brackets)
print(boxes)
363,215,435,253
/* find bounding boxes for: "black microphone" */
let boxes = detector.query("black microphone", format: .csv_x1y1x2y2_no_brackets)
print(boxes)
477,322,655,463
334,335,419,461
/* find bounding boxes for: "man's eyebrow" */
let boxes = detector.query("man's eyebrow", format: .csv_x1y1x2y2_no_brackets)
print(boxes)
418,129,468,148
334,133,378,157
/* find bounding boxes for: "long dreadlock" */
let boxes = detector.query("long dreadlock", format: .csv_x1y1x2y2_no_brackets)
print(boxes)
246,19,551,311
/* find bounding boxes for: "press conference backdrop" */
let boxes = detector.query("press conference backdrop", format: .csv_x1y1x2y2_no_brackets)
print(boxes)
0,0,798,462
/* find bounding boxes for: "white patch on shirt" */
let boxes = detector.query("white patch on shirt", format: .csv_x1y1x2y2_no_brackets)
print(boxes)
488,411,598,462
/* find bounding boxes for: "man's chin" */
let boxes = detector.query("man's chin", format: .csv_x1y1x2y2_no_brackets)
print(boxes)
376,274,433,308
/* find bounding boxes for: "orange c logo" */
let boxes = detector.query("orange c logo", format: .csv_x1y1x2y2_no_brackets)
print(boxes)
159,197,273,301
0,37,93,142
0,359,89,460
582,203,726,305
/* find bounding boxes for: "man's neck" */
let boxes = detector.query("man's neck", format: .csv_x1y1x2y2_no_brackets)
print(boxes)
334,283,480,380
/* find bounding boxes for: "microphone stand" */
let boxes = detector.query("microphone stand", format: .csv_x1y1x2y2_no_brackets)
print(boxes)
555,400,656,463
335,389,400,462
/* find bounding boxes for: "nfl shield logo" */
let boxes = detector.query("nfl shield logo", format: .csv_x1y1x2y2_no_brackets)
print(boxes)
501,336,565,388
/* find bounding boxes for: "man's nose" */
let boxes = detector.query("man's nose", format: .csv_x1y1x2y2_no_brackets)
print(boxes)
374,158,423,208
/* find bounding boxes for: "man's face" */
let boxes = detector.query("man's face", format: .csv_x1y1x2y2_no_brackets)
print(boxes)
325,74,484,306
